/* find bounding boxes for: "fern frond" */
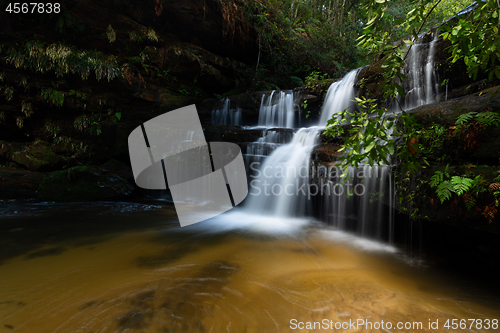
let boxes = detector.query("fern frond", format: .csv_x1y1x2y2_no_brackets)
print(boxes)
455,112,477,125
463,193,476,210
476,112,500,127
451,176,473,196
429,171,443,188
437,181,453,203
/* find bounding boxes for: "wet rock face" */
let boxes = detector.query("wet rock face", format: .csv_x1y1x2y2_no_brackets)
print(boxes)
410,86,500,127
70,0,257,63
38,166,135,202
0,141,10,164
203,125,263,143
409,86,500,164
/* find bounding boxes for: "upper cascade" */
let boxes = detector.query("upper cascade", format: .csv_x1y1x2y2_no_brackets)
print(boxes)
258,90,297,128
319,69,361,126
399,30,441,111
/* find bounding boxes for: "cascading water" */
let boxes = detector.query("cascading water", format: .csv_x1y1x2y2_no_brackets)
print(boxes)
258,90,296,128
319,69,361,124
399,30,440,110
243,91,297,174
245,127,320,217
211,97,242,126
315,68,395,241
318,165,394,242
234,30,442,241
243,72,360,221
243,128,295,173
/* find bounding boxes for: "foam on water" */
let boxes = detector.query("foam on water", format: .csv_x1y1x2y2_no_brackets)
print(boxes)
318,229,398,253
182,209,312,236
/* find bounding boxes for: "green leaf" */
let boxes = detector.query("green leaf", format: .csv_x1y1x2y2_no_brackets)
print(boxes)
364,140,376,153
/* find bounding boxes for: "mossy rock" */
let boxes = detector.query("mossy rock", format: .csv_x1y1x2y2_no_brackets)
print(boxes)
409,86,500,162
38,166,135,202
26,142,61,167
410,86,500,127
11,141,62,172
12,151,50,172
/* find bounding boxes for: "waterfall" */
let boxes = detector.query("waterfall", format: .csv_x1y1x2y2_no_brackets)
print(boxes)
245,127,321,217
243,72,360,219
258,90,296,128
400,30,440,110
227,31,442,241
319,69,361,125
319,165,394,242
211,98,242,126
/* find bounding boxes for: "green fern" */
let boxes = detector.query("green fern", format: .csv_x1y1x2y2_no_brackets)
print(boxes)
455,111,500,127
451,176,473,196
430,171,444,188
455,112,477,125
470,175,487,195
436,181,453,204
41,88,64,106
476,111,500,127
464,194,477,210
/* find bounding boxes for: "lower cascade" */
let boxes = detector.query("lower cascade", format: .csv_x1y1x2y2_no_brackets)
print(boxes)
245,127,321,217
240,69,395,241
210,29,443,242
317,165,394,242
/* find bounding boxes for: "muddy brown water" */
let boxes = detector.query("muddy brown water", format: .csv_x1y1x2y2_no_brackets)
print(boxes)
0,202,499,332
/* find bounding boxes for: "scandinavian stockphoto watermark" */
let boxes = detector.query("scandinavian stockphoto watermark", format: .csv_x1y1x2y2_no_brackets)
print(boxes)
247,162,378,199
127,105,248,227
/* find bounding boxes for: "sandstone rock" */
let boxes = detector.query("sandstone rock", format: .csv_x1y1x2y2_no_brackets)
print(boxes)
38,166,135,202
26,141,61,167
100,159,134,182
11,141,62,172
12,151,50,172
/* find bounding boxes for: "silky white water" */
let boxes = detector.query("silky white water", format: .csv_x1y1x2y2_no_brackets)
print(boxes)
257,90,296,128
319,69,361,124
243,71,360,221
400,30,440,111
211,97,242,126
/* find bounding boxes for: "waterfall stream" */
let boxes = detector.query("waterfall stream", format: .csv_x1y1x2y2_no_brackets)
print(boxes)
211,97,242,126
258,90,296,128
400,30,440,110
210,31,441,241
241,72,365,232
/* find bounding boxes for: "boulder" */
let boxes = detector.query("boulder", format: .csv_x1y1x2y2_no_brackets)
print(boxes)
12,152,50,172
26,141,61,167
38,166,135,202
0,167,45,200
100,159,134,182
410,86,500,127
11,141,62,172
